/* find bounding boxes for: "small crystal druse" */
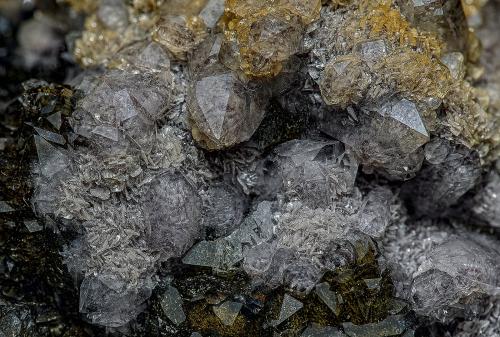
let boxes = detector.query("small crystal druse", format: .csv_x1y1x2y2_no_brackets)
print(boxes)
13,0,500,335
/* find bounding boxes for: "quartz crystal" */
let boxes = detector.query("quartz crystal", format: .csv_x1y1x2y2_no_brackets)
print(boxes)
411,236,500,321
221,0,321,78
401,139,481,216
187,62,268,149
11,0,500,335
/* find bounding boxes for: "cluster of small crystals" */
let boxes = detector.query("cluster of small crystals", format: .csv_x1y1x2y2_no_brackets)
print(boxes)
220,0,321,78
25,0,500,334
308,0,499,180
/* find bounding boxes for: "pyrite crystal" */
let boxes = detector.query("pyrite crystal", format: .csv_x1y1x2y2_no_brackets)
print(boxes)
1,0,500,336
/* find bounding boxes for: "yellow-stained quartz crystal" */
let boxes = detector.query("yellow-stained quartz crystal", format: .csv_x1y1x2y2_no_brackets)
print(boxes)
152,15,208,61
221,0,322,78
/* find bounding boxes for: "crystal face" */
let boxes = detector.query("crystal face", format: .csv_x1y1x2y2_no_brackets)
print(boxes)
1,0,500,336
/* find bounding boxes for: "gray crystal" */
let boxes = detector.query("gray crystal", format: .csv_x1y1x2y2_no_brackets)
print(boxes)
364,278,382,291
342,315,410,337
73,70,173,150
143,173,202,259
34,135,70,179
161,285,186,326
441,52,466,80
188,62,268,149
357,187,393,238
401,139,481,216
182,240,218,268
301,324,345,337
319,98,428,180
23,220,43,232
0,201,14,213
212,301,243,326
46,111,62,130
315,282,341,316
273,139,358,207
199,0,225,28
79,273,154,327
201,183,247,238
0,305,36,337
272,294,303,327
33,126,65,145
411,236,500,321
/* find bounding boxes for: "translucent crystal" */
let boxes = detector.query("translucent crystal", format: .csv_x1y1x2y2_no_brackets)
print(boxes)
111,41,171,72
315,282,341,316
201,182,247,238
33,126,65,145
221,0,321,78
198,0,225,28
301,324,345,337
23,220,43,233
161,285,186,326
357,187,393,238
73,70,174,150
319,55,372,108
411,236,500,320
0,201,15,213
152,15,207,61
319,98,429,180
187,62,268,149
143,173,202,259
212,300,243,326
273,139,358,207
0,305,36,336
441,52,466,80
34,135,70,179
342,315,411,337
79,273,154,327
271,294,303,327
401,139,481,216
46,111,62,130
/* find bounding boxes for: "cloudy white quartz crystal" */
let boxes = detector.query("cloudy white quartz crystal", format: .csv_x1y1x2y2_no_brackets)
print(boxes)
411,235,500,321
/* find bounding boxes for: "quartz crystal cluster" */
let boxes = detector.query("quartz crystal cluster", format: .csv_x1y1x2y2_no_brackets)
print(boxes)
14,0,500,335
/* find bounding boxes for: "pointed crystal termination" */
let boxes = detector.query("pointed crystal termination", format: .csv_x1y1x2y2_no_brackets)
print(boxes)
272,139,358,208
397,0,468,53
315,282,341,316
34,135,70,179
212,301,243,326
319,98,429,180
271,294,303,327
188,62,268,150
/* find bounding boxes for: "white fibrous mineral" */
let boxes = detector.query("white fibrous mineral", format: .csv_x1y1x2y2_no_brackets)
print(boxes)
32,60,209,326
22,0,500,333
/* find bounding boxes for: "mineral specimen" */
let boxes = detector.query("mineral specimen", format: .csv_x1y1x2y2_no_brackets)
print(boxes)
6,0,500,335
187,61,269,150
221,0,321,78
411,236,500,321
